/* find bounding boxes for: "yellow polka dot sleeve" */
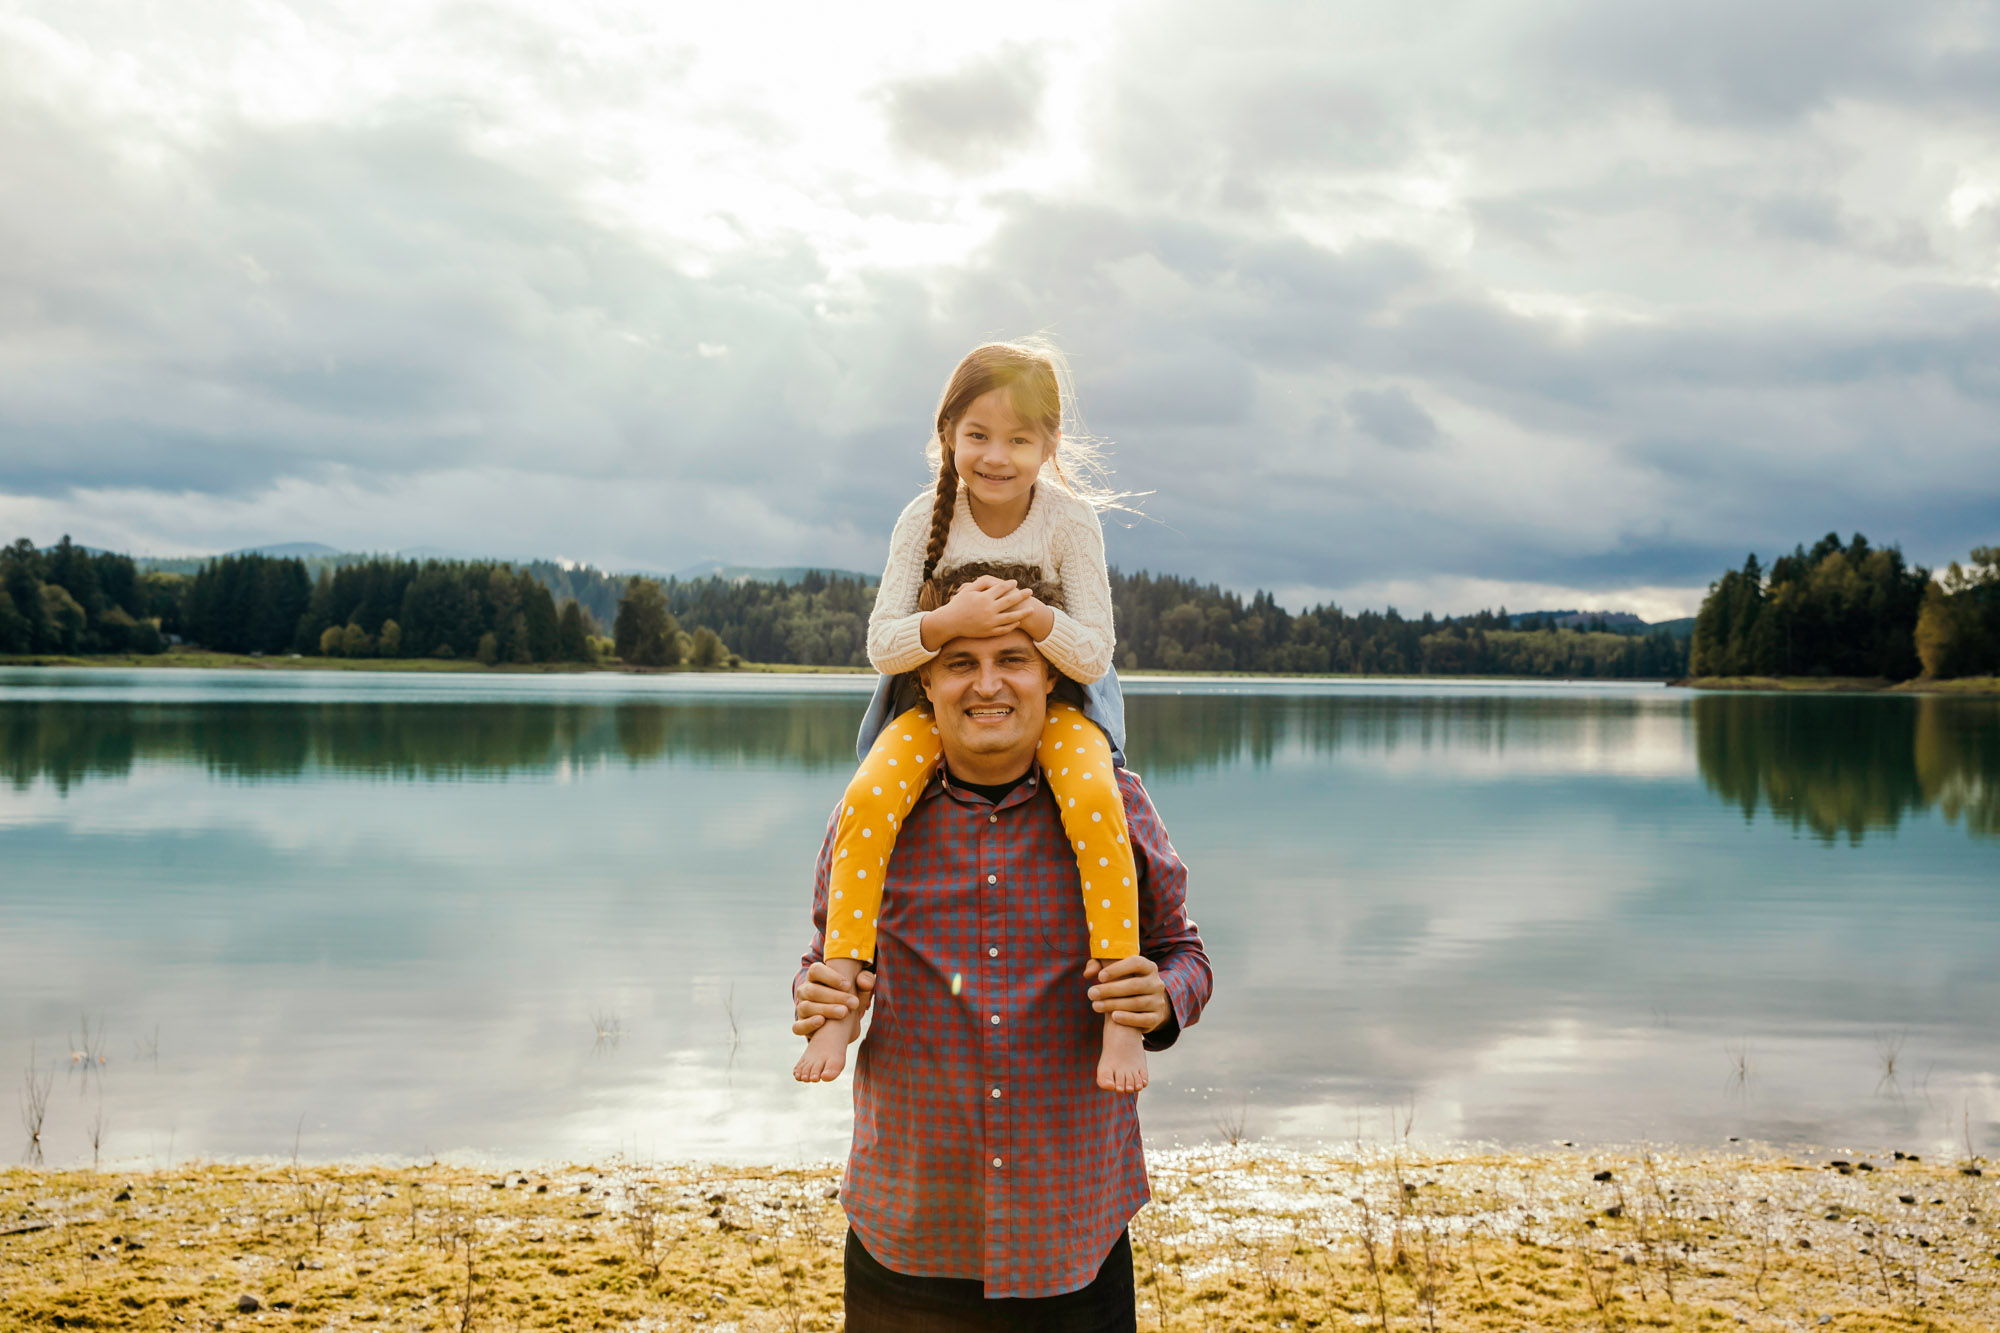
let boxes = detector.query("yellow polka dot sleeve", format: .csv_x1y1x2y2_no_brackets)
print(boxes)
825,707,941,962
1041,701,1141,960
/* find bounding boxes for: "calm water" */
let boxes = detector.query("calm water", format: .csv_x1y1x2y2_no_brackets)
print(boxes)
3,668,1997,1168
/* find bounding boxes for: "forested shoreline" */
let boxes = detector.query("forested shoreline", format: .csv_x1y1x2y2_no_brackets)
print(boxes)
1,535,1694,678
1689,533,2000,683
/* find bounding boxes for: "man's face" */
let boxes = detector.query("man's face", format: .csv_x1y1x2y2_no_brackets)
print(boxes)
919,626,1056,769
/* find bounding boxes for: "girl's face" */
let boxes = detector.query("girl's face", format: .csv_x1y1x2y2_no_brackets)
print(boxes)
950,386,1058,512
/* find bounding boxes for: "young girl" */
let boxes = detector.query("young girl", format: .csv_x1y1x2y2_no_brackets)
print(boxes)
793,339,1146,1093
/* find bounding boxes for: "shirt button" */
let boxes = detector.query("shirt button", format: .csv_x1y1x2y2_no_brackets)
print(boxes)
989,1014,1001,1025
986,874,996,884
988,814,997,823
991,1087,1002,1098
992,1157,1003,1168
988,947,998,958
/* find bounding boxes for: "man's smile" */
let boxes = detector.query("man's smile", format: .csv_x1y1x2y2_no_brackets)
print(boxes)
965,704,1013,719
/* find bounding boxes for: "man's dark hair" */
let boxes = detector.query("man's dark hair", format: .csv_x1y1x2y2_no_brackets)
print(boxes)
895,562,1084,715
914,561,1059,613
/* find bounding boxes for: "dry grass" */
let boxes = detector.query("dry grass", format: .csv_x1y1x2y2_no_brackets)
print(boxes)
1,1147,1995,1331
1678,675,2000,696
1677,676,1900,693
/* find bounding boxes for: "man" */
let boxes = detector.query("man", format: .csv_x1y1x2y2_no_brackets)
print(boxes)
793,566,1213,1332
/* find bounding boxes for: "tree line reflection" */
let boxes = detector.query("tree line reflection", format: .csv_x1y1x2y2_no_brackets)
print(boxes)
6,691,1996,842
1694,693,2000,842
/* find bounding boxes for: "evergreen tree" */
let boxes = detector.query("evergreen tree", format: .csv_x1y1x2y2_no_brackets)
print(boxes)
519,572,559,662
614,578,681,666
41,584,86,652
556,600,591,662
0,585,26,653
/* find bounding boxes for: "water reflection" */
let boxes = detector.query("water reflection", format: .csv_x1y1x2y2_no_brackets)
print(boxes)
3,675,1997,1167
1693,694,2000,843
1,699,865,790
9,690,1998,848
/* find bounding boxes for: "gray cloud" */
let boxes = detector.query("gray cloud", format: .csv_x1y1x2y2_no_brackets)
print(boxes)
879,48,1046,172
1526,0,2000,126
5,3,2000,615
1345,386,1440,450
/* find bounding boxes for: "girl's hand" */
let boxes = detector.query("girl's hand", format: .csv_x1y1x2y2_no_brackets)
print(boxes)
921,575,1032,649
1018,595,1055,643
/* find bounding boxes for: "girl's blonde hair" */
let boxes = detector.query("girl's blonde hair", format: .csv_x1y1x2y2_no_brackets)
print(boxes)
920,338,1124,582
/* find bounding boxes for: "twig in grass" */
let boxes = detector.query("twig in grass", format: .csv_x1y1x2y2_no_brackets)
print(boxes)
454,1223,481,1333
1639,1154,1680,1305
1413,1214,1442,1333
1464,1219,1490,1302
1751,1213,1773,1309
87,1095,106,1169
1355,1193,1394,1333
625,1179,665,1281
1576,1244,1621,1333
295,1174,338,1247
1213,1098,1248,1147
1870,1233,1898,1306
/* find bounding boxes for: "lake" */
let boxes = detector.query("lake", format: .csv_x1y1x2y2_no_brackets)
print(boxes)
3,668,1996,1168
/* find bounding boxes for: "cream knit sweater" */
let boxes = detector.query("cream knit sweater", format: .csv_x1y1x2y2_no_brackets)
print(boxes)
866,482,1115,684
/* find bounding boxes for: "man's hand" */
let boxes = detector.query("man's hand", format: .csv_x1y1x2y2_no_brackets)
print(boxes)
792,962,875,1038
1085,956,1170,1033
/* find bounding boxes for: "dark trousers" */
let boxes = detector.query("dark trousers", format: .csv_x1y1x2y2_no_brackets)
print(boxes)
843,1228,1136,1333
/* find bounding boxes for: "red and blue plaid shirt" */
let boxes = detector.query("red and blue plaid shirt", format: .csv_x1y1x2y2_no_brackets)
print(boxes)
796,761,1212,1299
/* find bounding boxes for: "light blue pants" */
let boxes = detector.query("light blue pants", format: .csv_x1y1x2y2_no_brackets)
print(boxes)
855,664,1128,766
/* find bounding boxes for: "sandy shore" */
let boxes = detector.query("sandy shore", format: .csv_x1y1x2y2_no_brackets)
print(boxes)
4,1146,1996,1331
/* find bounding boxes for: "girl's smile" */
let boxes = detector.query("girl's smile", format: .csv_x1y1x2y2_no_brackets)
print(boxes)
952,385,1059,534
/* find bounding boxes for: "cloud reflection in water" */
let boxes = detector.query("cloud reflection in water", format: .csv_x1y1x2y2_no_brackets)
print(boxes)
2,673,1995,1165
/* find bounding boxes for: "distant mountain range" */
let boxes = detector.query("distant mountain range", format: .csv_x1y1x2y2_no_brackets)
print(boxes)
1507,608,1697,639
133,544,870,586
668,558,876,585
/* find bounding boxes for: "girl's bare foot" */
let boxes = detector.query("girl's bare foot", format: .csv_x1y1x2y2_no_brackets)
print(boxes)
794,956,868,1082
1096,1012,1148,1093
793,1006,861,1082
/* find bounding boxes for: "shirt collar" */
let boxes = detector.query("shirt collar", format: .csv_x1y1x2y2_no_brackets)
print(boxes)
923,761,1044,812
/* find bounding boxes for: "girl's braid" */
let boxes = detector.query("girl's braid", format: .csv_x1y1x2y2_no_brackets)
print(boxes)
920,443,958,583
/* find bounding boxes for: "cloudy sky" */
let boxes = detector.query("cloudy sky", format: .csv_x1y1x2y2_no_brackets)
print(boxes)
4,1,1999,619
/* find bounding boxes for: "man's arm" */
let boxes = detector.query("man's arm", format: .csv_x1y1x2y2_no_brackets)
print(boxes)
1118,768,1212,1051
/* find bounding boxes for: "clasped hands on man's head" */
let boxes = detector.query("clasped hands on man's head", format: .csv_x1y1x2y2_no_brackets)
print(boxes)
917,574,1057,652
793,617,1169,1039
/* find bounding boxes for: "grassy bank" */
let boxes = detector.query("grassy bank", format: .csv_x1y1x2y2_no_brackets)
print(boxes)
4,1147,1994,1331
1677,676,2000,696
